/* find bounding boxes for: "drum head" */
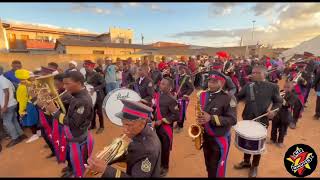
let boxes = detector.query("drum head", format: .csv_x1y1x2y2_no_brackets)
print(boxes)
103,88,141,126
233,120,267,139
85,83,97,105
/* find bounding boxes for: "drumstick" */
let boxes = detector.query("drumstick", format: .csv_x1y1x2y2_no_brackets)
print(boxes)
251,108,279,122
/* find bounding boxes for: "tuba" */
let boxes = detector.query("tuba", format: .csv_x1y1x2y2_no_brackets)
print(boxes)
188,91,204,150
34,74,66,113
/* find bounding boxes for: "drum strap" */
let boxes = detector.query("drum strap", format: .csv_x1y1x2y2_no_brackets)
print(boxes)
249,83,259,117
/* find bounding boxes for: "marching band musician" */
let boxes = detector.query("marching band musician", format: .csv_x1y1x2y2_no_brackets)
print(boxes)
130,63,154,106
173,64,194,133
196,73,237,178
270,81,302,148
39,71,94,178
287,62,308,129
152,77,179,177
234,65,282,177
84,60,106,134
86,99,162,178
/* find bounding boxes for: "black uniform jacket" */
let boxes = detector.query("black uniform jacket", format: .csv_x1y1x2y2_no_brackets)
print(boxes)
103,126,161,178
154,92,179,124
202,90,237,137
132,76,154,104
53,88,94,142
86,71,106,102
236,81,282,126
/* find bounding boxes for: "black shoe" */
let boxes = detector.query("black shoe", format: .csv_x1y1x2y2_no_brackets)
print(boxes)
61,169,73,178
249,166,258,178
0,144,2,153
313,115,320,120
160,168,168,177
46,153,55,159
6,138,22,148
61,167,71,174
234,161,251,169
96,127,104,134
18,134,28,141
289,122,296,129
89,126,96,130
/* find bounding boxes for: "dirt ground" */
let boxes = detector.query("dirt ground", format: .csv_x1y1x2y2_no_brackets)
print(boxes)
1,80,320,177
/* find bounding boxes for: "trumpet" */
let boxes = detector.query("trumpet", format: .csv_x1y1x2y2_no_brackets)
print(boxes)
188,91,204,150
84,134,129,177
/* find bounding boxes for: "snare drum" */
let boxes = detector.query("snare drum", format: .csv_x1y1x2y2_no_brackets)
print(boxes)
233,120,267,155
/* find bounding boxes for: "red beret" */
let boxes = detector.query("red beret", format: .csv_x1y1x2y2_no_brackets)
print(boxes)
208,74,226,86
84,60,96,68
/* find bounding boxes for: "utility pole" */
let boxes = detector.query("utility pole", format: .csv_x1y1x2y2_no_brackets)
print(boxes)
252,20,256,41
141,33,144,45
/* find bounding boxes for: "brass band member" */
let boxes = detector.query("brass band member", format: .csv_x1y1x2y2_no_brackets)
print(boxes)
130,64,154,106
86,99,162,178
84,60,106,134
270,81,302,148
173,64,194,133
40,71,94,178
152,77,179,177
234,65,282,177
196,74,237,177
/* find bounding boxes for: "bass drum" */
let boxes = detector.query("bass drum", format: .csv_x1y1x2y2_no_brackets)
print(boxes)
84,83,97,106
103,88,141,126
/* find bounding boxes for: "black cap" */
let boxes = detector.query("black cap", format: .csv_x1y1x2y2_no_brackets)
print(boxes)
115,99,153,120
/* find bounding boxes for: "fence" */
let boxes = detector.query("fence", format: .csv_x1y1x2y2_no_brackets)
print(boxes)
0,53,143,71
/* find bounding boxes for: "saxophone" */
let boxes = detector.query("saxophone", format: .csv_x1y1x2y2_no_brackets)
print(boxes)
188,91,204,150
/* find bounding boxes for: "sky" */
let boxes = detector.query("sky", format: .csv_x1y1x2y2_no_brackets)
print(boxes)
0,2,319,48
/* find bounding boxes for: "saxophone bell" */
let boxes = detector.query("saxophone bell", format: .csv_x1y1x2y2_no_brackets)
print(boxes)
188,91,204,150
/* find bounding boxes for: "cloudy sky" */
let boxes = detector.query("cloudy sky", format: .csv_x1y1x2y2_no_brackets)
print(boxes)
0,3,319,48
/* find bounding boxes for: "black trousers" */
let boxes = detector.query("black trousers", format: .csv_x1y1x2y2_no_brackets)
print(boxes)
177,99,188,128
315,96,320,117
244,153,261,167
91,99,104,129
156,126,171,169
271,120,288,144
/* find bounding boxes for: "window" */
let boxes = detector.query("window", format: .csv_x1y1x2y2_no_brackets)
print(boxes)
93,50,104,54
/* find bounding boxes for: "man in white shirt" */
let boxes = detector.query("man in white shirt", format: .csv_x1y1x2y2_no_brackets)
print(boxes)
0,66,27,148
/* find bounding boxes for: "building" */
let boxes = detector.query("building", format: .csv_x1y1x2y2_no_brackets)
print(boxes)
55,38,153,55
0,19,134,54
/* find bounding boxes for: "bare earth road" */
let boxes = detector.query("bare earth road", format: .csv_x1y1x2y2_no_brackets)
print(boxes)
1,81,320,177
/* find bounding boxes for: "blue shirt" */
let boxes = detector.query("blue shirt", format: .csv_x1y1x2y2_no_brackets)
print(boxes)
4,70,20,89
104,65,117,83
